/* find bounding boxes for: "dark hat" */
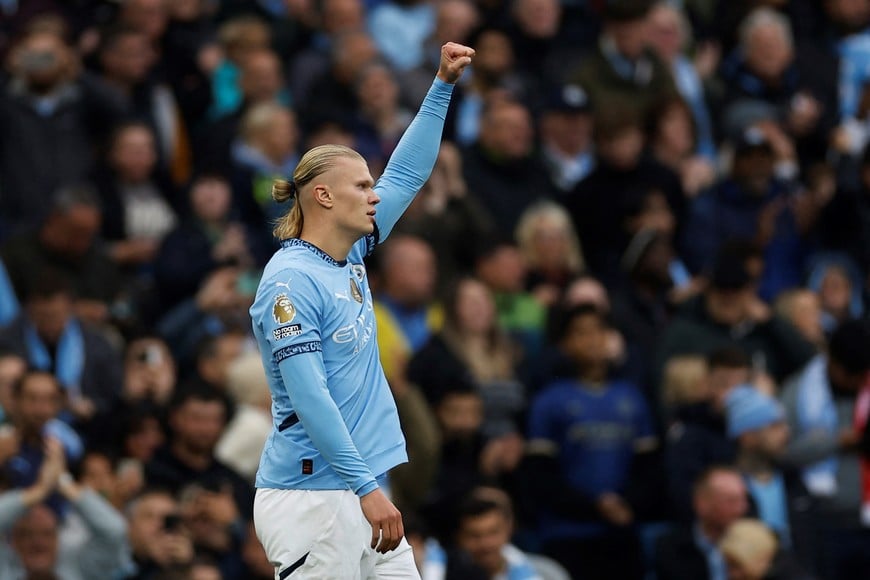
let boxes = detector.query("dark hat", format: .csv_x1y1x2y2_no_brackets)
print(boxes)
734,126,774,156
710,249,752,291
545,83,591,113
603,0,654,22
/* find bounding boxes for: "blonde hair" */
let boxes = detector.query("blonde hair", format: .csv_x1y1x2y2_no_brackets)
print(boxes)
514,201,585,272
739,7,793,54
218,15,270,53
719,519,778,579
240,102,291,142
662,355,708,407
774,288,812,321
272,144,366,240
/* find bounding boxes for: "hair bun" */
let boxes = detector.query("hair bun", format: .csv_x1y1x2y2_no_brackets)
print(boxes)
272,179,296,203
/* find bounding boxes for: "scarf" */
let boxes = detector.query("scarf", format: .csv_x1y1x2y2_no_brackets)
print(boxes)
854,380,870,526
24,318,84,399
600,35,653,86
795,355,839,496
0,259,19,326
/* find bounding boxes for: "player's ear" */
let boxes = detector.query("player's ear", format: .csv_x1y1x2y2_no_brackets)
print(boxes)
312,184,333,209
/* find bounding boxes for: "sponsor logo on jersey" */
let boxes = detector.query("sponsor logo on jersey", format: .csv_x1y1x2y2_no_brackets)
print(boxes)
273,324,303,340
273,293,296,324
332,312,375,353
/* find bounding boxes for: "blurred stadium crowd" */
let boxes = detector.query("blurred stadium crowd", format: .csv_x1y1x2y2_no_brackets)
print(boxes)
1,0,870,578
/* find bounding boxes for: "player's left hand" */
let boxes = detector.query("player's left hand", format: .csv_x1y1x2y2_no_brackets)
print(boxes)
437,42,475,84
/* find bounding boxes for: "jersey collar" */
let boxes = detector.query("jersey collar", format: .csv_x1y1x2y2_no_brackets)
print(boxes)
280,238,347,267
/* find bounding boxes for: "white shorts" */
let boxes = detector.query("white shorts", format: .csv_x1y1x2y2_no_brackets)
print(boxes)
254,488,421,580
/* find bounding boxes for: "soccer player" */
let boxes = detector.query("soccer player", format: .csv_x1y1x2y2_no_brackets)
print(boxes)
249,43,474,579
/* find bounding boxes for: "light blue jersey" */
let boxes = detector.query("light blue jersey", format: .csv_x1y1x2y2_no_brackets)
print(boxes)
250,78,454,497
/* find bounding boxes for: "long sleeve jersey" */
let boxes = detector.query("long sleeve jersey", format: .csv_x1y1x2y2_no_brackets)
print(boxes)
250,78,453,496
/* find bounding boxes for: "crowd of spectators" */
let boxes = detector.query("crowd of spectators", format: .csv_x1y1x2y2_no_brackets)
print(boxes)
1,0,870,579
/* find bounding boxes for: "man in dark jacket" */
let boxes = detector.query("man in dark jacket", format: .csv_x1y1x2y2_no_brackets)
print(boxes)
563,108,683,286
0,270,123,431
682,127,810,302
656,244,816,387
572,0,677,122
0,27,126,232
655,466,749,580
666,348,751,521
461,98,553,237
718,7,837,166
145,386,252,516
610,230,679,390
0,185,122,325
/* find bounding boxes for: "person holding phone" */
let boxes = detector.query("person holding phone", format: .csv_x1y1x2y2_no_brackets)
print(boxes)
125,489,195,576
249,43,473,579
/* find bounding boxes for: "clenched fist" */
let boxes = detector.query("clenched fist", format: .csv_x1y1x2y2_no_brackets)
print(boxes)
437,42,475,84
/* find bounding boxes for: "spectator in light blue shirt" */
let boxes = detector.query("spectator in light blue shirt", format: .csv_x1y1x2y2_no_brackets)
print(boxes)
0,258,19,327
452,487,550,580
368,0,436,72
647,1,718,161
419,489,550,580
826,0,870,157
726,386,793,543
726,385,819,572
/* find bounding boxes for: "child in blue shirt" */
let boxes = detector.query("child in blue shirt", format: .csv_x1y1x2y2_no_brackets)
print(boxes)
526,304,660,580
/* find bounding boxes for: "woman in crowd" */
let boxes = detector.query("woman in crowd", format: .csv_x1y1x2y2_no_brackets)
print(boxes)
409,277,526,449
515,201,586,308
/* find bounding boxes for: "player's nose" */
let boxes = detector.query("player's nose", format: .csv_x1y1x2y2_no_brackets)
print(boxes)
369,191,381,205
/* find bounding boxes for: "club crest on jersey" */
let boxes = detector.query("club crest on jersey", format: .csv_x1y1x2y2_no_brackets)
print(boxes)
273,293,296,324
350,277,363,303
